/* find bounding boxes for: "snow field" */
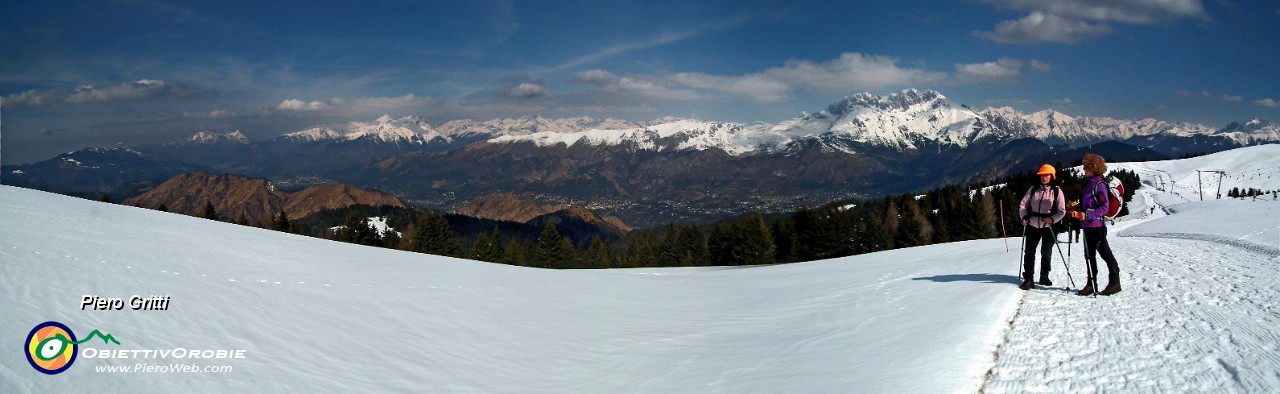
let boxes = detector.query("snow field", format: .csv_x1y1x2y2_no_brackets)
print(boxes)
3,145,1278,393
1,186,1020,393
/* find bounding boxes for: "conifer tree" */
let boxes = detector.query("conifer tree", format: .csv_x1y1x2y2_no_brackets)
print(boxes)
272,210,290,231
676,224,709,266
501,238,529,266
739,212,776,265
410,212,462,257
338,212,381,246
535,223,572,268
382,228,402,249
771,220,798,263
657,221,679,264
199,201,218,221
624,232,658,268
895,203,924,248
708,213,775,266
858,214,892,253
585,236,613,269
471,227,505,263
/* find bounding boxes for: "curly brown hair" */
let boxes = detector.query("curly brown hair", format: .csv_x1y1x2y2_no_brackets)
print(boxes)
1082,153,1107,175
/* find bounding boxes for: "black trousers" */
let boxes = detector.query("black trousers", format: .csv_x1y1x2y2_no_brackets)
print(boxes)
1083,226,1121,285
1023,226,1053,281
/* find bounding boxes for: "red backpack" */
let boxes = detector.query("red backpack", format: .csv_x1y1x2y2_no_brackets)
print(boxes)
1095,176,1124,219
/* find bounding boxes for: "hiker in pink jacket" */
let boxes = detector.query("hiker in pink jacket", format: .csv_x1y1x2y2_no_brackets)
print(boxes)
1018,164,1066,290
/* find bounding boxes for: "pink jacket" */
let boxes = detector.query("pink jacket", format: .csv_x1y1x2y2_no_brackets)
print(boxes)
1019,184,1066,229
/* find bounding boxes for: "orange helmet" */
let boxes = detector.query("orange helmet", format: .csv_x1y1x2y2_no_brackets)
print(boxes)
1037,164,1056,180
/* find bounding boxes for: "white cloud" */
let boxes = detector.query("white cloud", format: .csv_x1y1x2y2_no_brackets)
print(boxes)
507,83,551,98
2,89,56,107
977,0,1208,45
615,77,701,100
982,0,1209,24
668,52,946,102
669,73,788,102
1256,98,1280,108
273,94,431,113
277,98,335,111
1028,59,1055,73
573,69,619,85
954,58,1025,84
1219,94,1242,102
1,79,208,108
974,12,1113,44
183,110,237,118
353,94,431,108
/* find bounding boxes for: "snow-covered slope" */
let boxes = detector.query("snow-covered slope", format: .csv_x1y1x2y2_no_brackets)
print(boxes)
486,90,1276,155
490,89,1000,153
779,89,1002,149
1108,144,1280,202
978,107,1255,146
1,186,1018,392
3,147,1278,392
280,115,448,144
185,131,250,144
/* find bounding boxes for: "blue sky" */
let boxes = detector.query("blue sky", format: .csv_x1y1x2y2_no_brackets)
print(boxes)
2,0,1278,165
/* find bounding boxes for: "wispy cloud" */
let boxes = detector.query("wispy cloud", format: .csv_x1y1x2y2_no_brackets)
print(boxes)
1175,89,1250,103
982,0,1209,24
274,94,435,113
976,0,1208,44
953,58,1053,84
183,110,239,118
574,69,700,101
1256,98,1280,108
554,14,751,72
974,12,1113,44
2,80,211,108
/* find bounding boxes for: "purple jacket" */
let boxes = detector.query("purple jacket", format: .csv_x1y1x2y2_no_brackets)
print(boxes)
1079,176,1109,228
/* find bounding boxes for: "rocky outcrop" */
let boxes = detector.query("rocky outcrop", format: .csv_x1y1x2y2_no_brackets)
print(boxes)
124,172,406,224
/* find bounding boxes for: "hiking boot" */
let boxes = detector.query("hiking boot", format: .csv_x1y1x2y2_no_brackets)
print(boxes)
1100,283,1122,296
1019,279,1034,290
1038,275,1052,287
1077,283,1095,296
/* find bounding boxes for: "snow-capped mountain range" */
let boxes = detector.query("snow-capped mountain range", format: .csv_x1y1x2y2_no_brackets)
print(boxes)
246,89,1276,155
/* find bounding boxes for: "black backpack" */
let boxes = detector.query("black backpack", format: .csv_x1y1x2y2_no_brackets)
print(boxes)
1024,185,1061,219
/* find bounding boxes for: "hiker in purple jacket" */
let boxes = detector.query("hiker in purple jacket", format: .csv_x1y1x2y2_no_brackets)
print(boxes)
1018,164,1066,290
1069,154,1122,296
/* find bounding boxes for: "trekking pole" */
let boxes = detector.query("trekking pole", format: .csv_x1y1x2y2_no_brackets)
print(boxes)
1017,224,1026,280
1048,224,1075,288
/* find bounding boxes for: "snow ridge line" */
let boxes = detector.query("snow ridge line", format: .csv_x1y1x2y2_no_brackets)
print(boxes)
1117,232,1280,257
977,291,1028,393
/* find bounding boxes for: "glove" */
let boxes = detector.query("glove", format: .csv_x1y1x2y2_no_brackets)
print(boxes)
1070,211,1085,221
